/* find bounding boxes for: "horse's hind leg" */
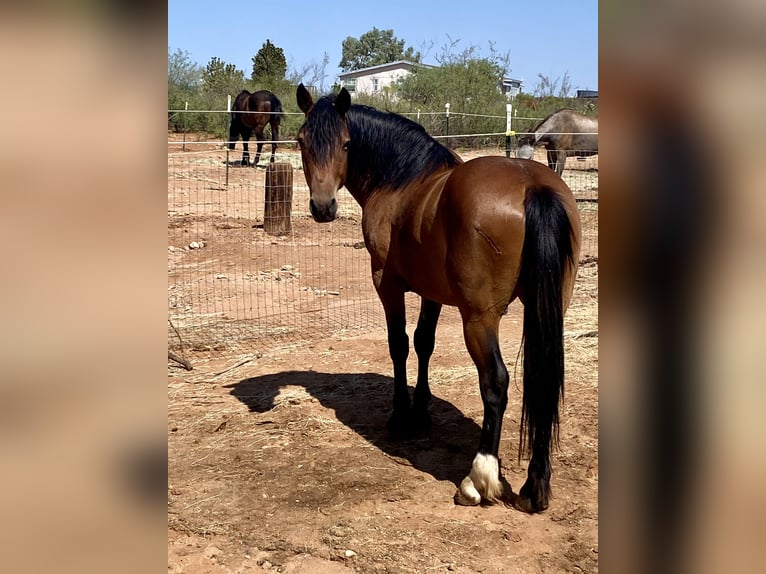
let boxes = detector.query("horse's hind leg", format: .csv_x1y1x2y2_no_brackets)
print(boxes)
240,128,253,166
516,437,553,513
455,312,510,505
228,119,239,152
548,149,566,175
269,121,279,163
253,127,266,167
411,298,442,429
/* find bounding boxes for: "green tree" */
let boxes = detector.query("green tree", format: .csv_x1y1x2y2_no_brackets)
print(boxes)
339,27,420,72
168,48,202,132
198,57,246,135
202,56,245,97
399,42,510,145
400,44,507,112
168,48,201,97
251,39,287,85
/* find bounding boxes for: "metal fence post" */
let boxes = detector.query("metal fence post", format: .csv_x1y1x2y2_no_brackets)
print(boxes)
182,101,188,152
505,103,514,158
445,102,450,140
225,94,231,188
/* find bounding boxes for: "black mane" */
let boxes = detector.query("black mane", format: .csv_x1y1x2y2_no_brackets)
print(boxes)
307,95,461,192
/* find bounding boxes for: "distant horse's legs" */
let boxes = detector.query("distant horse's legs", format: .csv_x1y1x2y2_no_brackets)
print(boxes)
269,121,280,163
253,127,266,167
547,149,566,176
455,313,509,505
411,298,442,429
240,127,253,166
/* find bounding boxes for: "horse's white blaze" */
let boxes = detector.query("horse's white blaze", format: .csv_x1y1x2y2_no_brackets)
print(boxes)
455,453,504,505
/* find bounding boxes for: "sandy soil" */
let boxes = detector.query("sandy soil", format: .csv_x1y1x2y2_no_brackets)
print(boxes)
168,138,598,573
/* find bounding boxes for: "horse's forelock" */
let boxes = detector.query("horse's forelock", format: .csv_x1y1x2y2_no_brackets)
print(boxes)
305,97,346,164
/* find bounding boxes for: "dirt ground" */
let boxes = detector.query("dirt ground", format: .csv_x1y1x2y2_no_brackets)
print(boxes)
168,138,598,573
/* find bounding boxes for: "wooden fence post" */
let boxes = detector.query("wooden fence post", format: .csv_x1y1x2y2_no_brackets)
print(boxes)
264,162,293,235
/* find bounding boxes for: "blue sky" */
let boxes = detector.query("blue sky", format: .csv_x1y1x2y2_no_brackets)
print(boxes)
168,0,597,93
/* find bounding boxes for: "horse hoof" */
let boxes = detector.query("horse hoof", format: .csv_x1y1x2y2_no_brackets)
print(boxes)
513,495,548,513
454,476,482,506
455,454,506,506
514,479,549,513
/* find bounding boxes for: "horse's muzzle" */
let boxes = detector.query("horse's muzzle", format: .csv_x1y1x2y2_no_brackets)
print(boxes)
516,144,534,160
309,197,338,223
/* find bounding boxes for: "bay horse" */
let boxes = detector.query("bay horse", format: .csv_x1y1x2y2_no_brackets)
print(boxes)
229,89,283,166
516,109,598,175
295,84,581,513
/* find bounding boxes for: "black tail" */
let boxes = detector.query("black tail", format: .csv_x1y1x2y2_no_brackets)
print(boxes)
518,186,575,462
269,93,283,114
228,116,240,151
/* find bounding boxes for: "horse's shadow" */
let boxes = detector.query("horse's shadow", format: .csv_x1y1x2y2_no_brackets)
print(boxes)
226,370,481,487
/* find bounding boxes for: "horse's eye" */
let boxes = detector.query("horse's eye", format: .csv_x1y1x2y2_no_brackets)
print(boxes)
342,141,350,151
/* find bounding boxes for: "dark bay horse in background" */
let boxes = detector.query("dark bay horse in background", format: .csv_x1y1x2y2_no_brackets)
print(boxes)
229,89,283,166
296,84,582,513
516,109,598,175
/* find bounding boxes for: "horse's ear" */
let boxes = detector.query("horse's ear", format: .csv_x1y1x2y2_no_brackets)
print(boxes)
296,83,313,115
335,87,351,116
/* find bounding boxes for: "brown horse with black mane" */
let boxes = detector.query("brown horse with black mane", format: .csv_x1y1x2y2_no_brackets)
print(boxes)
229,89,283,166
295,84,581,513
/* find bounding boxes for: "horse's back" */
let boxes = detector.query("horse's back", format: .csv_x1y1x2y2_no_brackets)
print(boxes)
445,156,574,213
432,157,578,311
444,157,580,264
544,110,598,151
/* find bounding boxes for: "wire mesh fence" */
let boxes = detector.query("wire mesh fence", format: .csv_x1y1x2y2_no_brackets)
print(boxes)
168,133,597,354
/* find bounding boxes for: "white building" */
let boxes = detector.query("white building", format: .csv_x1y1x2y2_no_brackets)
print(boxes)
338,61,434,96
338,60,523,99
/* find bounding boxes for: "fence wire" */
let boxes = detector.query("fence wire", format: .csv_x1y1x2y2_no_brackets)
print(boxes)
168,140,597,354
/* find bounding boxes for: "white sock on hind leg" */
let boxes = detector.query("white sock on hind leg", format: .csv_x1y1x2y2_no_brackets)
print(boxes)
455,453,504,505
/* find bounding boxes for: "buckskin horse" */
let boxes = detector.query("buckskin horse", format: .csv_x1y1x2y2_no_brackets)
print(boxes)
295,84,581,513
228,89,283,166
516,109,598,175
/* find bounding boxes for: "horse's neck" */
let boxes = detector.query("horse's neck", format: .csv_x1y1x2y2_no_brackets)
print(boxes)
342,141,391,209
343,175,375,210
344,113,459,208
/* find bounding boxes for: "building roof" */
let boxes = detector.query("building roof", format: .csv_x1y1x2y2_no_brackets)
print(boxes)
338,60,435,79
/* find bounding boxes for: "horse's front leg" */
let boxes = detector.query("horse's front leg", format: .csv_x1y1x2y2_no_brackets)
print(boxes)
253,129,265,167
239,128,253,167
411,298,442,430
375,276,411,437
269,124,279,163
455,312,510,505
